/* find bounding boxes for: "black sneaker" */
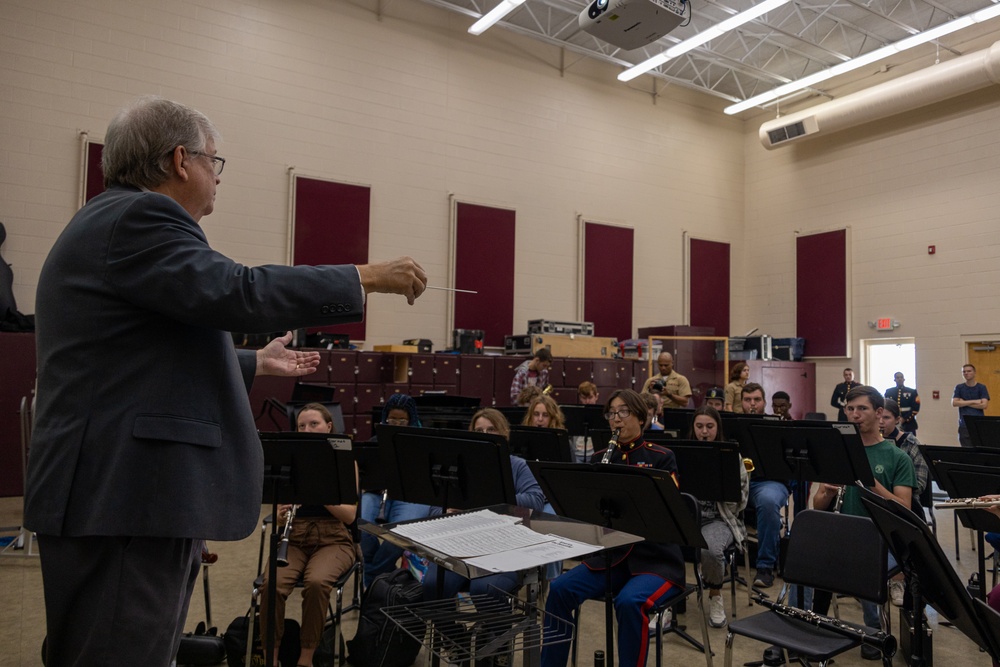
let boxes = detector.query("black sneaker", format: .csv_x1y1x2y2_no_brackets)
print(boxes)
754,568,774,588
860,644,882,661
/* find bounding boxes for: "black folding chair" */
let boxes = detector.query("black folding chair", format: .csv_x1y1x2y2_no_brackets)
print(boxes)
724,510,892,667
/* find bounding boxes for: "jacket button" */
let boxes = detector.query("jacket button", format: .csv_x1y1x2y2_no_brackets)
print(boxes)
321,305,330,314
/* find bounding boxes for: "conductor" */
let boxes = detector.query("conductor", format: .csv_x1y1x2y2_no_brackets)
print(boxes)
24,96,427,666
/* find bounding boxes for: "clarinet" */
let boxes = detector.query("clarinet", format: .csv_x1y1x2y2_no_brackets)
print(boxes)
753,595,897,657
600,429,622,464
275,504,298,567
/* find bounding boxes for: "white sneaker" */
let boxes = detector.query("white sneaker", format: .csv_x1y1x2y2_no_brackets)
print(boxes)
650,608,672,630
709,595,727,628
889,579,905,607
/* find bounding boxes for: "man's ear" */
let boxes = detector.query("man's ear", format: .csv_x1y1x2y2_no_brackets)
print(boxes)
170,145,190,182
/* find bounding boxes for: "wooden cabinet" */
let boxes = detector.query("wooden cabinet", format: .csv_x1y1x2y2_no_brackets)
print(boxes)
0,332,36,496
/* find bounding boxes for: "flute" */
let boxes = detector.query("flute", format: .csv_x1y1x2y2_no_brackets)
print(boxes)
753,595,897,657
275,504,298,567
933,497,1000,510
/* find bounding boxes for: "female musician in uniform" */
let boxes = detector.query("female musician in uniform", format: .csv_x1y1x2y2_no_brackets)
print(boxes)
541,389,685,667
260,403,357,667
723,361,749,413
688,406,749,628
522,394,566,430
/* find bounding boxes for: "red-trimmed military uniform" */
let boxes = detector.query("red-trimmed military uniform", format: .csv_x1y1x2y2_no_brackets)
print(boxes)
541,437,685,667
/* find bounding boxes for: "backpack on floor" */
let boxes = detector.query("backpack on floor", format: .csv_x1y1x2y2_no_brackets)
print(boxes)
346,568,423,667
223,610,300,667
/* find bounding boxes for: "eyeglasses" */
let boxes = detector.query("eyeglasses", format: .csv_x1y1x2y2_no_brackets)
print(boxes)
188,150,226,176
604,408,631,421
384,418,410,426
474,426,499,434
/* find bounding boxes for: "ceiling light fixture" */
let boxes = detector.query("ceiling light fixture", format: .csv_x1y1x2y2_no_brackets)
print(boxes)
468,0,527,35
724,2,1000,114
618,0,792,82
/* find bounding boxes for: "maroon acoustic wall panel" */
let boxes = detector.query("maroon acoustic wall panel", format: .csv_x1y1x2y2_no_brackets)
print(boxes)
583,223,633,341
689,238,730,337
454,203,515,347
86,141,105,202
796,230,848,357
294,177,370,341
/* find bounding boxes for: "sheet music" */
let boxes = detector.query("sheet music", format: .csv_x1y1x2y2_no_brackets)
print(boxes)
390,509,558,558
465,535,601,572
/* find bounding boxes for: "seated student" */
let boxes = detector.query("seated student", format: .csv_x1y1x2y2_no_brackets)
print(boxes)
578,381,600,405
259,403,358,667
642,392,664,430
704,387,726,412
421,408,547,600
812,386,916,661
541,389,685,667
770,391,793,420
359,394,433,587
522,394,566,430
516,384,544,406
689,406,749,628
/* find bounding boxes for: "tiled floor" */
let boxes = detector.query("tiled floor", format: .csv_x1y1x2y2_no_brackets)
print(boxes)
0,496,995,667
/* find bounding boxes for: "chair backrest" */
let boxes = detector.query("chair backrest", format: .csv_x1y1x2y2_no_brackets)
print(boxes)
680,492,702,565
782,509,888,605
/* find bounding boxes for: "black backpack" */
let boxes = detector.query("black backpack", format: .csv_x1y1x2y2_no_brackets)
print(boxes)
223,611,300,667
346,568,423,667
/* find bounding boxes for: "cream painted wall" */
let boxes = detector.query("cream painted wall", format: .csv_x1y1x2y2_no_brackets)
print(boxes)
742,85,1000,445
0,0,745,349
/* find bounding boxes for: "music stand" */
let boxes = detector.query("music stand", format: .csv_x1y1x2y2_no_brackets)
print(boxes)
588,431,742,504
508,425,574,462
352,440,387,492
527,461,706,667
859,486,1000,666
375,425,517,513
963,415,1000,449
560,405,607,438
657,408,696,436
741,422,875,488
259,432,357,667
927,461,1000,601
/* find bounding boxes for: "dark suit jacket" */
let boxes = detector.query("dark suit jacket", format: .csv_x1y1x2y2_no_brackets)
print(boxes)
25,186,364,541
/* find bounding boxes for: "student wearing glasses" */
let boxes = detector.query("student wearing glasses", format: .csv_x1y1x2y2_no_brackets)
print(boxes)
359,394,433,587
541,389,685,667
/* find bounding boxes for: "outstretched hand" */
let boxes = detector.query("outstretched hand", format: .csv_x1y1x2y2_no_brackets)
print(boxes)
358,256,428,305
255,331,321,377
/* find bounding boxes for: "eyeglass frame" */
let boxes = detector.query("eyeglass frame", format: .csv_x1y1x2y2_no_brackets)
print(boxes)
188,150,226,176
604,408,632,421
384,418,410,426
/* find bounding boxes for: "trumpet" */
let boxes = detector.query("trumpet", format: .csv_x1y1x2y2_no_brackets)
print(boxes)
742,457,755,472
275,504,298,567
600,428,622,464
542,384,554,395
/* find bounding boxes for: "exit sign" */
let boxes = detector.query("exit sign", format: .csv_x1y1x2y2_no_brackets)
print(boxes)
876,318,896,331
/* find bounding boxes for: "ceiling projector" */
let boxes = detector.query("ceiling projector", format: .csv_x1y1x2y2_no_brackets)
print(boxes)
579,0,686,50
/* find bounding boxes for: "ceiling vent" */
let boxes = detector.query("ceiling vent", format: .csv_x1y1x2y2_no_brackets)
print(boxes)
759,40,1000,149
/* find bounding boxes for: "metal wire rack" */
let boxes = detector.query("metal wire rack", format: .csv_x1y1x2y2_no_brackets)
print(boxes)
381,590,574,664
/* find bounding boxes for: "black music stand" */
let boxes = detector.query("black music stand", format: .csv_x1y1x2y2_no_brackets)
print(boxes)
527,461,707,667
588,431,742,503
657,408,696,436
928,461,1000,601
859,486,1000,667
560,405,607,438
964,415,1000,449
508,425,574,462
741,422,875,489
352,440,386,492
259,432,357,667
375,425,517,513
